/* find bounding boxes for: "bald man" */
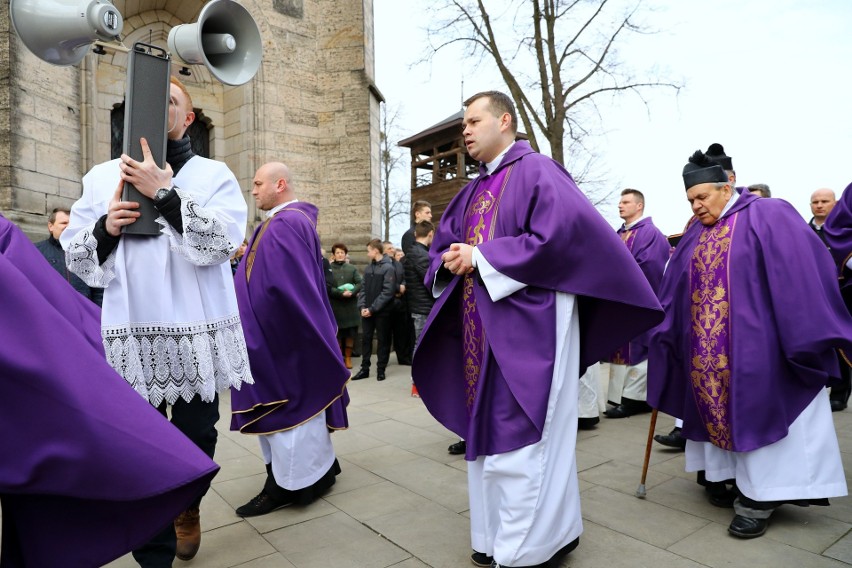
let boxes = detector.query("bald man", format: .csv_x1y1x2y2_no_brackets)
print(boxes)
231,162,349,517
810,189,837,246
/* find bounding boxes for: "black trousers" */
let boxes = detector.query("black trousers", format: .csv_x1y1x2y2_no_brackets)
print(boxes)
390,302,414,364
132,394,220,568
360,314,391,373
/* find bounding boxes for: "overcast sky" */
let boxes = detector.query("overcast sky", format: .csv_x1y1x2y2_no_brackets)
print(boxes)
374,0,852,239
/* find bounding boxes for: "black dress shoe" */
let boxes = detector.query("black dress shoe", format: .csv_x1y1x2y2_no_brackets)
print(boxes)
577,416,599,430
471,551,493,567
235,490,294,517
830,399,847,412
728,514,769,538
603,404,631,418
654,426,686,449
376,372,386,381
351,369,369,380
448,440,466,455
605,398,651,418
487,537,579,567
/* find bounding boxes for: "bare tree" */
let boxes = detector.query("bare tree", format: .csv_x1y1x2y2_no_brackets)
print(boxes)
425,0,681,170
380,103,410,242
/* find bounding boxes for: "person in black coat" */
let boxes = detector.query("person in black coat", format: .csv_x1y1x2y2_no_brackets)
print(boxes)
353,239,396,381
34,207,103,306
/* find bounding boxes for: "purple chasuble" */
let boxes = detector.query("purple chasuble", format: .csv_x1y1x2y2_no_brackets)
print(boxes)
648,191,852,451
412,141,664,459
609,217,669,365
231,202,349,434
0,214,219,566
462,167,511,413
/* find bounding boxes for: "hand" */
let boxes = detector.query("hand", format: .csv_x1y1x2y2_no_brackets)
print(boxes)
105,181,140,237
342,290,353,298
441,243,475,275
119,137,173,199
361,308,372,318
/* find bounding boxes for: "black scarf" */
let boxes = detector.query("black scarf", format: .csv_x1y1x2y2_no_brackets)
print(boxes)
166,135,195,176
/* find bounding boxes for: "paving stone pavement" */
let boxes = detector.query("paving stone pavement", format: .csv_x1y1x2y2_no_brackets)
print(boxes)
105,359,852,568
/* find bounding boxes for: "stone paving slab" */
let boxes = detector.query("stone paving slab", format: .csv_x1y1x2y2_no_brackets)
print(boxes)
100,357,852,567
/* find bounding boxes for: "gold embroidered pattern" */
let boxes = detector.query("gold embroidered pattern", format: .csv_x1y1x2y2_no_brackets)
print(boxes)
689,217,735,449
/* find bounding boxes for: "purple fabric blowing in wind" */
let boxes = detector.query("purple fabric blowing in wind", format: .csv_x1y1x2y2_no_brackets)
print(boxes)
0,213,219,567
231,201,349,435
412,140,664,459
648,191,852,452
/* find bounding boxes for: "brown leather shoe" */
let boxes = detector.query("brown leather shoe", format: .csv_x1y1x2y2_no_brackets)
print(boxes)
174,507,201,561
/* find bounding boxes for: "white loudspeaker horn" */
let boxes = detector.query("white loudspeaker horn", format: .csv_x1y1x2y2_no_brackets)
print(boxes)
9,0,123,66
168,0,262,86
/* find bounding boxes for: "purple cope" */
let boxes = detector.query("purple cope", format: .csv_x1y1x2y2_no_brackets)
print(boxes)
411,141,664,460
230,202,349,435
648,191,852,452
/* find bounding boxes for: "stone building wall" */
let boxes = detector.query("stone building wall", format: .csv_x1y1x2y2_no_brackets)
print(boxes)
0,0,380,257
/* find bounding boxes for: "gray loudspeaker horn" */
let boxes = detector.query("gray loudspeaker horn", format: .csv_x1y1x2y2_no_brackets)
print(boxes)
168,0,262,86
9,0,123,66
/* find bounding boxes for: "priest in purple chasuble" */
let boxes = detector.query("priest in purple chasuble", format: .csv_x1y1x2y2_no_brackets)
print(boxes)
411,91,664,568
231,162,349,518
0,213,219,566
647,150,850,539
601,188,670,420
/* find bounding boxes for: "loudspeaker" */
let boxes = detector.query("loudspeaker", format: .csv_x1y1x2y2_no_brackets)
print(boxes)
168,0,262,86
9,0,123,66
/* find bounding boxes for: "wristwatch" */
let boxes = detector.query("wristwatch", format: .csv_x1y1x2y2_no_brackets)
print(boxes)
154,186,175,202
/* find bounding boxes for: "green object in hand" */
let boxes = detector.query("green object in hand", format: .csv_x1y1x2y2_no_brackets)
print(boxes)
338,283,355,292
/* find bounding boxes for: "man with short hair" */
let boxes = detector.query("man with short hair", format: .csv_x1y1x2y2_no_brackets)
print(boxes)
401,200,433,254
413,91,663,567
231,162,349,517
603,188,669,419
384,239,413,366
35,207,102,305
748,183,771,198
62,76,253,565
353,238,396,381
649,149,850,539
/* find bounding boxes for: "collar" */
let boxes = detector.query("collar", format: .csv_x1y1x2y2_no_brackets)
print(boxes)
720,188,740,218
621,216,644,231
266,199,299,218
484,141,516,175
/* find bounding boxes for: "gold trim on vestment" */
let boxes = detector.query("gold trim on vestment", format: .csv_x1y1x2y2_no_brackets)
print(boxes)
244,217,272,283
234,380,351,435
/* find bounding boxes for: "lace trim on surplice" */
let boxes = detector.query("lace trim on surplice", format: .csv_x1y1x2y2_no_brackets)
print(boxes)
64,225,118,288
156,188,235,266
103,314,253,406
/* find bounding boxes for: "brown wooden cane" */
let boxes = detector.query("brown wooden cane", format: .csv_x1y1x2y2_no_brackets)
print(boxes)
635,408,658,498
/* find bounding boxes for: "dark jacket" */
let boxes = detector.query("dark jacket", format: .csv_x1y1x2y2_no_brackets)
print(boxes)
357,255,396,315
329,261,363,329
35,236,103,306
401,225,416,254
403,241,434,315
